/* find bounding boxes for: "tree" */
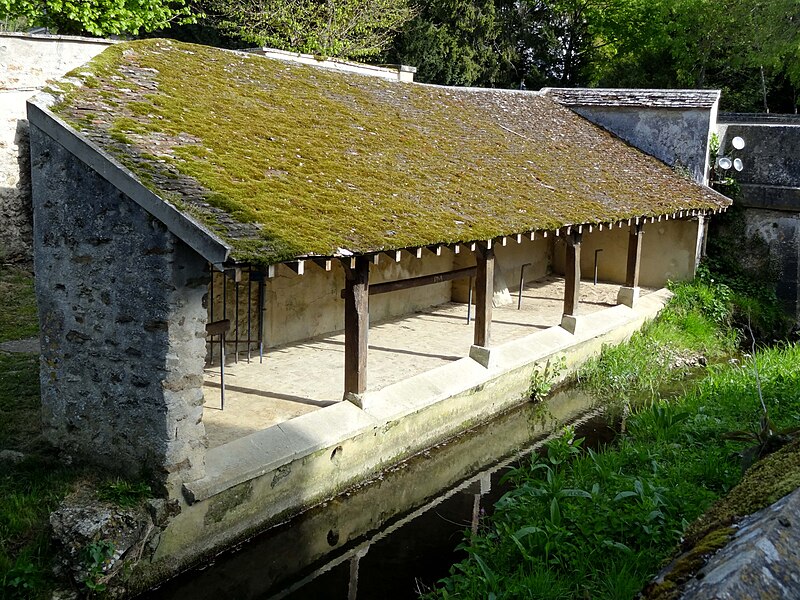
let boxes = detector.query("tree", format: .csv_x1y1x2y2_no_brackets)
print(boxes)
0,0,195,36
387,0,517,87
202,0,414,60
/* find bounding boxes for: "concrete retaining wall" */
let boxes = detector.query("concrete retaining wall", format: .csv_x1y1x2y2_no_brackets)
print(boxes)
0,33,111,263
136,289,673,592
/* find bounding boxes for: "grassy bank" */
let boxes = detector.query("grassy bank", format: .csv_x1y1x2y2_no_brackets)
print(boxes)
426,279,799,599
0,268,83,598
0,266,38,343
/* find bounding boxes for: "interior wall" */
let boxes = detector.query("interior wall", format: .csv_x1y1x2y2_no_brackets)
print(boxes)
260,250,455,348
640,219,700,287
451,237,552,303
552,219,700,287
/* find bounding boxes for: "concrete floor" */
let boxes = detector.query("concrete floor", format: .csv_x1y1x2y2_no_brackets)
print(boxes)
202,276,650,448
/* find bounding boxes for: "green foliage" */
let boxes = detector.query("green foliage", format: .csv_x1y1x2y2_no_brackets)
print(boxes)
0,352,83,599
427,340,800,599
0,0,195,36
97,479,151,507
0,267,38,344
81,540,115,592
578,276,738,408
384,0,800,112
387,0,514,86
527,356,566,400
203,0,413,59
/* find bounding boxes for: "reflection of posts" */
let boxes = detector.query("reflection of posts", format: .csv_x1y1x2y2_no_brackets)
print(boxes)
348,544,370,600
471,473,493,535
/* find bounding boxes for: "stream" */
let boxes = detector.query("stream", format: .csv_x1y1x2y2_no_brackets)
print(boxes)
142,389,618,600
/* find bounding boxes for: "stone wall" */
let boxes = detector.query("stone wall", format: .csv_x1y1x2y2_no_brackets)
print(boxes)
0,33,111,263
31,124,208,496
716,115,800,210
743,209,800,319
544,89,720,185
716,115,800,322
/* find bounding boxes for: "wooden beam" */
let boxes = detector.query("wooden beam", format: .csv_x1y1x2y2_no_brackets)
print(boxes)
311,258,333,272
427,245,443,256
369,266,476,296
285,260,305,275
563,231,582,317
625,222,644,288
372,254,381,265
384,250,402,262
408,247,423,259
343,256,370,396
473,245,495,347
224,267,243,282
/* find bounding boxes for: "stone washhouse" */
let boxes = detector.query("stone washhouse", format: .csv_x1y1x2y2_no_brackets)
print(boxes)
28,39,730,584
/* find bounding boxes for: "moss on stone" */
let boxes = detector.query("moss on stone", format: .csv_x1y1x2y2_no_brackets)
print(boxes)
642,440,800,599
49,39,730,264
644,527,736,600
683,439,800,547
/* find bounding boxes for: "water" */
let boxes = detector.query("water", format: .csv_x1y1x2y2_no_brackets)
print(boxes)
142,390,615,600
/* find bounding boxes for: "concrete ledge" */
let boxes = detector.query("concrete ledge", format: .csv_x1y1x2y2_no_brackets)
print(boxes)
183,402,378,502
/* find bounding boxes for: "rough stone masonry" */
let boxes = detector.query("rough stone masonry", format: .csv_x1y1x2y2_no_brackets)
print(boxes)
30,124,209,496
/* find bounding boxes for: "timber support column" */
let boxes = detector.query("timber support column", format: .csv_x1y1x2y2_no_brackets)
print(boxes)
469,245,495,367
560,230,582,333
343,256,370,400
617,222,644,308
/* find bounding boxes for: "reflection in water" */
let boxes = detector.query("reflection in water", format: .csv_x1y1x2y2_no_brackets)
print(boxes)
143,390,615,600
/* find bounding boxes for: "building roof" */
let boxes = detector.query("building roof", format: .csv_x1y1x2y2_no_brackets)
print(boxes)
543,88,722,109
36,39,729,266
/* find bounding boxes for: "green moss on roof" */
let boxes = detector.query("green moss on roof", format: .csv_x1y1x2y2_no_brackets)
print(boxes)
50,39,730,264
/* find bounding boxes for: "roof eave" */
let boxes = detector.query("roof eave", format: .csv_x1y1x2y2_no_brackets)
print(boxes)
27,96,231,267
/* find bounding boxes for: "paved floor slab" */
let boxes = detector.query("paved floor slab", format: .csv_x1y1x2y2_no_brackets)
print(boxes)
202,276,652,447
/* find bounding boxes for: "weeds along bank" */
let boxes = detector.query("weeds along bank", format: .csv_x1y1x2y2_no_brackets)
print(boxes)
426,277,800,600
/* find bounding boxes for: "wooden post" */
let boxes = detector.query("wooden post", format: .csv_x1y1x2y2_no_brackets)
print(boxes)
563,231,582,317
625,223,644,288
474,245,495,347
343,256,370,396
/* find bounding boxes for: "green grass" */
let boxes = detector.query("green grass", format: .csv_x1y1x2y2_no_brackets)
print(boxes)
426,281,800,600
577,276,739,408
0,353,81,599
0,267,38,343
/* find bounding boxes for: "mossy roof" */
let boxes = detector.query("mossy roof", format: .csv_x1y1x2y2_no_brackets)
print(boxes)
47,39,730,265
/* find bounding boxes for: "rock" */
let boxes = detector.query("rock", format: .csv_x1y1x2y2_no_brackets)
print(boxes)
0,449,26,466
49,490,153,591
0,337,40,353
645,486,800,599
